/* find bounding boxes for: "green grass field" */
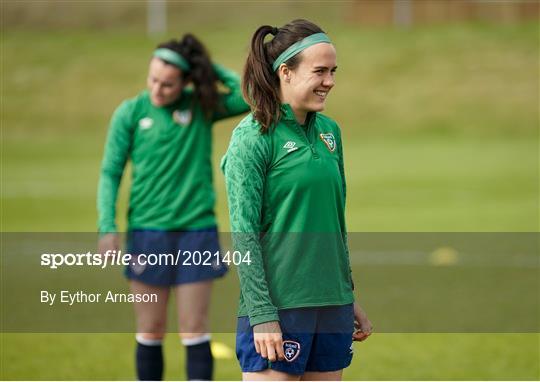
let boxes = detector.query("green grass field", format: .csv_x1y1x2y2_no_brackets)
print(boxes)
1,3,539,380
2,333,538,380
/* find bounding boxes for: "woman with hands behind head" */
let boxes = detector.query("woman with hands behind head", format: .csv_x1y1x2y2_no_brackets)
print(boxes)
98,33,249,380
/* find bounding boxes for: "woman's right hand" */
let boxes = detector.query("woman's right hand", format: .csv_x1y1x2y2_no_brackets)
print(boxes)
98,233,119,259
253,321,285,362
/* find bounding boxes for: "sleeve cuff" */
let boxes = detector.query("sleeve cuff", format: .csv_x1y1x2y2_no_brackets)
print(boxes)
98,224,117,235
248,311,280,327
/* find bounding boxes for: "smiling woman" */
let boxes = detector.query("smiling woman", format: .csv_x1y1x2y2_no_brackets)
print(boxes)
277,39,337,123
222,19,372,381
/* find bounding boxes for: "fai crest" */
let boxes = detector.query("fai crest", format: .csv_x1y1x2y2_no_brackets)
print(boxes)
319,133,336,152
130,256,146,275
173,109,192,126
283,340,301,362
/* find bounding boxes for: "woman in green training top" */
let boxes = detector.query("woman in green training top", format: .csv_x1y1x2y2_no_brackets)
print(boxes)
222,19,372,380
97,34,249,380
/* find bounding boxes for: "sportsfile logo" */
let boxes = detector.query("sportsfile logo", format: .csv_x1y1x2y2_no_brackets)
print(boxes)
283,141,298,153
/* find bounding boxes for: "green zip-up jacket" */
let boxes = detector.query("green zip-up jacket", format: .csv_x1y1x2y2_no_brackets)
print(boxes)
98,64,249,233
222,104,354,326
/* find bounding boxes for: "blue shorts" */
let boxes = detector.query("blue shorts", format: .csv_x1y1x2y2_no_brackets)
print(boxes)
124,227,228,286
236,304,354,375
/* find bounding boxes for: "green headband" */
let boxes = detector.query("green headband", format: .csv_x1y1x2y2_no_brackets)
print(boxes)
153,48,191,72
272,32,332,72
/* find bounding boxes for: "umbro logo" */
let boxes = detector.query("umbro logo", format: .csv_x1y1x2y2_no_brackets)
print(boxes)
138,117,154,130
283,141,298,153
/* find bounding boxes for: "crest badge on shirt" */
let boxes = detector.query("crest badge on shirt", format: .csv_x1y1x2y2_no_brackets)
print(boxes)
173,109,192,127
319,133,336,152
283,340,301,362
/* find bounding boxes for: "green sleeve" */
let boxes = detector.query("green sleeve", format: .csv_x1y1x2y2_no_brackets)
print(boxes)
222,125,279,326
212,63,250,121
336,126,355,290
97,101,134,233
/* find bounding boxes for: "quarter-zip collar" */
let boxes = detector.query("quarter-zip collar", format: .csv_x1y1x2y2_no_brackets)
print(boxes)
280,103,316,130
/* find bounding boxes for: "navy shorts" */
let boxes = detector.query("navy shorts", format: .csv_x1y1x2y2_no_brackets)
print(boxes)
124,227,228,286
236,304,354,375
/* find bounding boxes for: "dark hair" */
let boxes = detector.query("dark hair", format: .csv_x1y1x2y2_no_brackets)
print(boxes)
243,19,324,133
157,34,219,119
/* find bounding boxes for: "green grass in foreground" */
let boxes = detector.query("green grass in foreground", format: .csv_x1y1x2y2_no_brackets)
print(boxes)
1,333,539,380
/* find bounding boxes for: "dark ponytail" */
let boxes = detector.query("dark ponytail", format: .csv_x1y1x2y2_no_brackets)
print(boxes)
157,34,219,120
242,19,325,133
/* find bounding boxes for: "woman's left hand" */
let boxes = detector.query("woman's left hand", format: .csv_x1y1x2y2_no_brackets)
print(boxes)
353,302,372,342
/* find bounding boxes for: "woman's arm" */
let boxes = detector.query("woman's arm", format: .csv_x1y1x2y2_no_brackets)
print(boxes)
223,125,278,325
212,64,250,121
223,125,284,361
97,101,133,235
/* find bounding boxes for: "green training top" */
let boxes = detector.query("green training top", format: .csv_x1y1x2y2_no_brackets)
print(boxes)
98,64,249,233
222,104,354,326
